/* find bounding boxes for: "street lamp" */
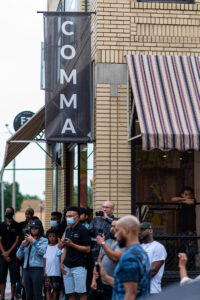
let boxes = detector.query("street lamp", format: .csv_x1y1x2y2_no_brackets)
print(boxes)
5,124,16,212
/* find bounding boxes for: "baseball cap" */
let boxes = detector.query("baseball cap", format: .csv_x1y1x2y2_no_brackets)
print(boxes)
141,222,153,230
30,219,42,228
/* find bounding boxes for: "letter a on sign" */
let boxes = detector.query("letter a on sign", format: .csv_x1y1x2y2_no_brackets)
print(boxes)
44,12,92,143
61,119,76,134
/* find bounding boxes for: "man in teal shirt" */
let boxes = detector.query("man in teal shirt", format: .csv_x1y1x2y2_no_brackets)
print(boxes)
100,216,151,300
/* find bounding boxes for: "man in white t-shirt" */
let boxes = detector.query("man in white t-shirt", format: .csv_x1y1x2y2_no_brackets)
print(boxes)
140,222,167,294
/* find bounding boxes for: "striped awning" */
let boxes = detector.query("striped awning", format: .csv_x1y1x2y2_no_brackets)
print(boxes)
126,55,200,151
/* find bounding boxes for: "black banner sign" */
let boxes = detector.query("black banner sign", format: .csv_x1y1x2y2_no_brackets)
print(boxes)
44,13,92,142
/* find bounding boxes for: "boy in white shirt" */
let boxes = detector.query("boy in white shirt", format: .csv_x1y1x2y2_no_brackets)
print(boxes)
140,222,167,294
43,229,62,300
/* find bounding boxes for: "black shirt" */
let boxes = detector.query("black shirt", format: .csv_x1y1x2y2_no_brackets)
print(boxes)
88,216,114,240
88,216,114,261
0,220,21,257
64,222,90,268
20,220,28,230
179,202,196,233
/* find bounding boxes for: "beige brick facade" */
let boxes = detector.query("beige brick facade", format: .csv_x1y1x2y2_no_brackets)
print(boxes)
91,0,200,63
91,0,200,216
46,0,200,218
94,83,131,216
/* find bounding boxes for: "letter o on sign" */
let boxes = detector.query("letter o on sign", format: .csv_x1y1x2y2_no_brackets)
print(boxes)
61,45,76,60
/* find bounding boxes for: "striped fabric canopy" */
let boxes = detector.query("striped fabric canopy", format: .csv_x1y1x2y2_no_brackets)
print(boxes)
126,55,200,151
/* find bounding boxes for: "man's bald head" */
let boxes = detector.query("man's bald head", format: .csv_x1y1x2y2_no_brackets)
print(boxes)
103,201,115,208
115,216,140,248
118,215,140,234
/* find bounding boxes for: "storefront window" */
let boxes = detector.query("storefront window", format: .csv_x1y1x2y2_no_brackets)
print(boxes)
57,0,78,12
64,0,78,11
58,0,86,12
136,147,195,235
71,144,93,208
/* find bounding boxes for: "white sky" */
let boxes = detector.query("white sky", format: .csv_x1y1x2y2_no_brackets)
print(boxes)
0,0,47,200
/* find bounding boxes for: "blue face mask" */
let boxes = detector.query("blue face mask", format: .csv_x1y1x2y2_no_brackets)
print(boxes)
50,220,58,228
66,217,75,225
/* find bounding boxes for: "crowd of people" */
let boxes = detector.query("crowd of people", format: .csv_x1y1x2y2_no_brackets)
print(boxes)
0,201,193,300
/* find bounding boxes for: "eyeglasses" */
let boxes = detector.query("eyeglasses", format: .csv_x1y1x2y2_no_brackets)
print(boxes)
102,206,113,209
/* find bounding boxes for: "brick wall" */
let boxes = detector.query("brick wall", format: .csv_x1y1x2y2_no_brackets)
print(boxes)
92,0,200,63
94,81,131,216
47,2,200,72
92,0,200,216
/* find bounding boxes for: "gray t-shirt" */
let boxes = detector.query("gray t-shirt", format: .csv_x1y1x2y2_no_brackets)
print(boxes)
100,239,125,284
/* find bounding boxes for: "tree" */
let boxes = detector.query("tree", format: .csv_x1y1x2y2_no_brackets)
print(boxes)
23,194,39,200
0,181,25,216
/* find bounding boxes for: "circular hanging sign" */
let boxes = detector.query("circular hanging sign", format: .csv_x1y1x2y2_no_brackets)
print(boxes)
13,111,34,132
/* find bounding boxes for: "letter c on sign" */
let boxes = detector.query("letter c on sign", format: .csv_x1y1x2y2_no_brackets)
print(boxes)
61,45,76,60
62,21,74,36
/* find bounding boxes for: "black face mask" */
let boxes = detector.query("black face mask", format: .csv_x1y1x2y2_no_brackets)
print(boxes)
5,212,14,219
110,232,116,240
118,236,126,248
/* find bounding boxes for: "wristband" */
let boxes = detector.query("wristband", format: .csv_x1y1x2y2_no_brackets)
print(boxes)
101,242,105,246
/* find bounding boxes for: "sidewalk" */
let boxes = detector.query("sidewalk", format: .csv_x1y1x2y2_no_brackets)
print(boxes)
5,274,11,300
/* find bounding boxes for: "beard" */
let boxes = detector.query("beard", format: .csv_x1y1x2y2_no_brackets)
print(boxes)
139,234,150,243
110,232,116,240
118,236,126,248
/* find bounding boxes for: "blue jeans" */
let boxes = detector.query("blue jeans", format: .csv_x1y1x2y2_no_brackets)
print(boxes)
23,267,43,300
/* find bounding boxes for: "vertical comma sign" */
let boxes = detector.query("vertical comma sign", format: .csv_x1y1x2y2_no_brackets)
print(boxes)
45,14,91,142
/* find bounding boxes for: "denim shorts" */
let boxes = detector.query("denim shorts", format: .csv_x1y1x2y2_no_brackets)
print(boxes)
63,266,87,294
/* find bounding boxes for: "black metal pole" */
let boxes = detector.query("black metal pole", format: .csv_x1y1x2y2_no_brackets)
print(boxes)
78,144,81,208
131,142,136,215
85,0,88,12
53,162,58,211
66,147,71,208
131,106,136,216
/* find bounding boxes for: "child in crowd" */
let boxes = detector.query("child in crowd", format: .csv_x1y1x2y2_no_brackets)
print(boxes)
43,229,62,300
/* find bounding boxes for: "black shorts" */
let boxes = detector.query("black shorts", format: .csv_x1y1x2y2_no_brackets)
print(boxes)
0,255,17,283
45,276,61,291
